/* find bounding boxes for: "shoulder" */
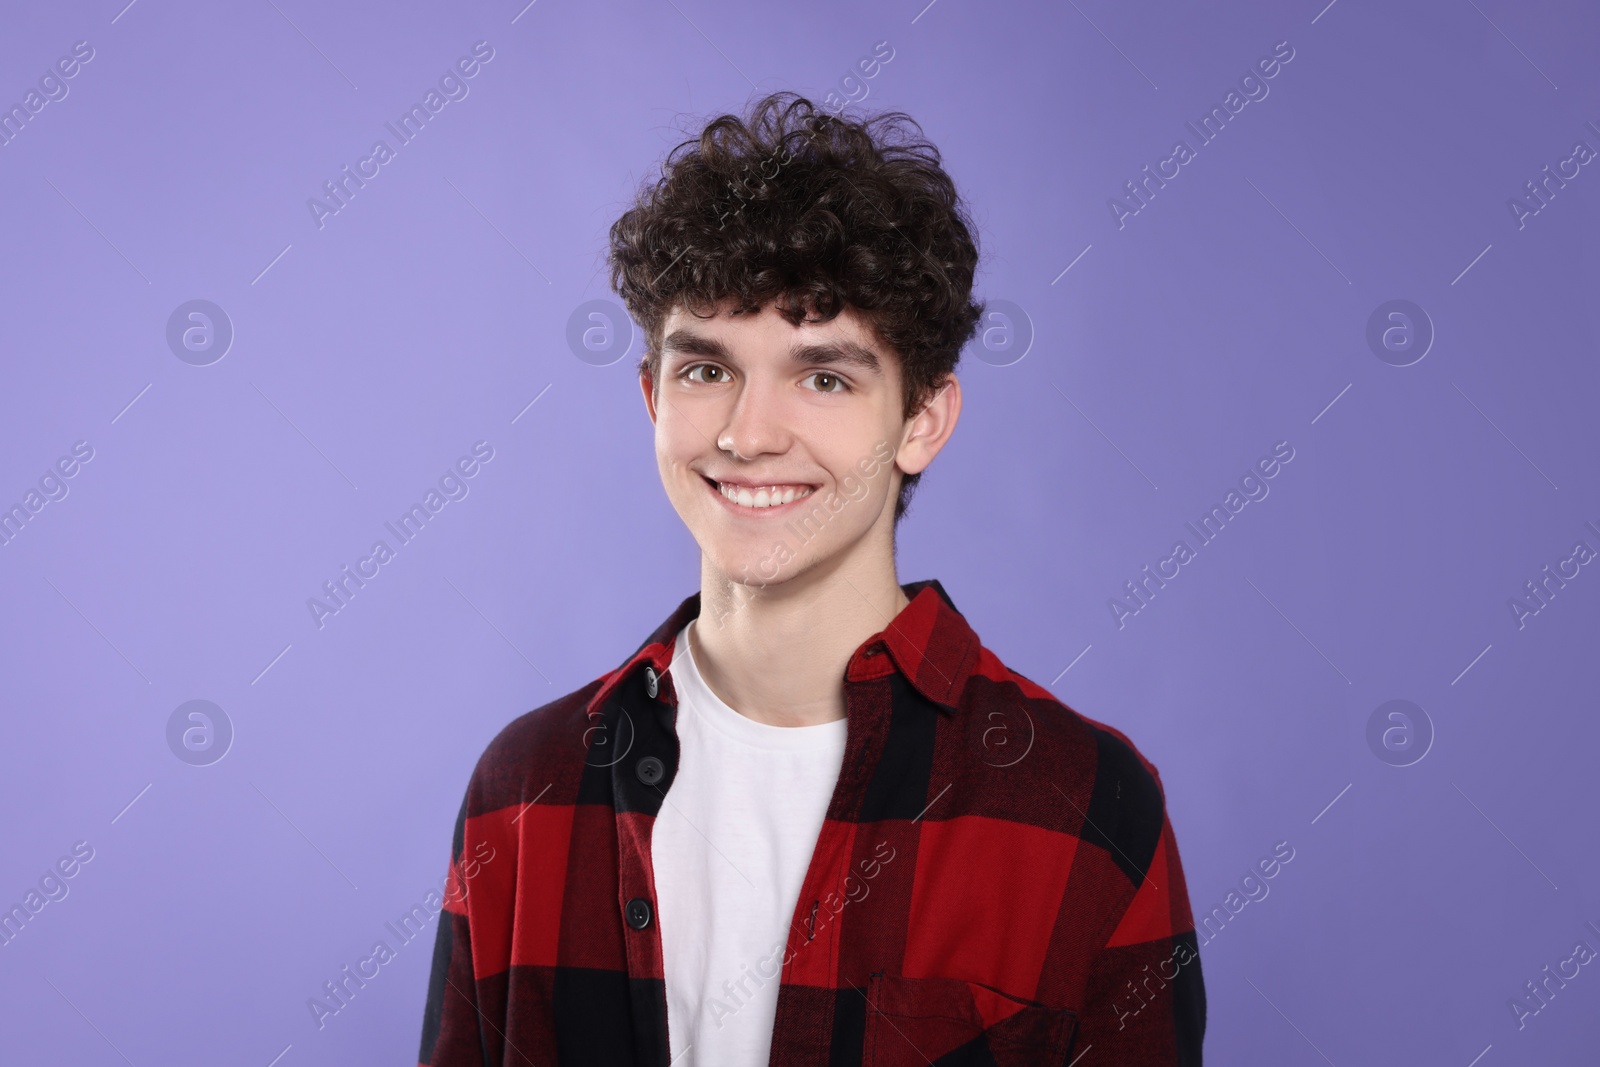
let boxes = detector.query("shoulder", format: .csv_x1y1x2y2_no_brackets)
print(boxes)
459,674,610,821
965,643,1171,874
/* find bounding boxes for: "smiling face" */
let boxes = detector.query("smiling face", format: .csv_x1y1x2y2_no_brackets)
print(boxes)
640,297,960,592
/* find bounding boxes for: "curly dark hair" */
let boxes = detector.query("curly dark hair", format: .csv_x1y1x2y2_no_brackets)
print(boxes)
606,91,985,527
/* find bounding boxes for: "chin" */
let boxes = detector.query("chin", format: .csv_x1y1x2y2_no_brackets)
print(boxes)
702,539,809,589
710,550,790,587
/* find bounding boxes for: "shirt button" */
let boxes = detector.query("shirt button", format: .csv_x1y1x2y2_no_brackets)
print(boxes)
625,897,653,930
636,756,666,786
644,667,659,699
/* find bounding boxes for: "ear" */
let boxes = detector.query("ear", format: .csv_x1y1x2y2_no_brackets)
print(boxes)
894,374,962,477
639,362,659,425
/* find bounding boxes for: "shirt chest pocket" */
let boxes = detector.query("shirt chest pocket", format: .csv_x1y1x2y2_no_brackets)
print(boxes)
862,973,1079,1067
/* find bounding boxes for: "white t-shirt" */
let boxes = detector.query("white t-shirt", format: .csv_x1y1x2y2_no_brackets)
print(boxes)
652,618,849,1067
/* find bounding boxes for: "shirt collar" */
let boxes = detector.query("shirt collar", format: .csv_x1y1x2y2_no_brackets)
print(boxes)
585,577,980,716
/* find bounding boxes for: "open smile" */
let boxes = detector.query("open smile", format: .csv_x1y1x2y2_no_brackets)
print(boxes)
701,474,819,515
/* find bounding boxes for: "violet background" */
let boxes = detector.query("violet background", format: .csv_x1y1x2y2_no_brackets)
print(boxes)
2,0,1597,1063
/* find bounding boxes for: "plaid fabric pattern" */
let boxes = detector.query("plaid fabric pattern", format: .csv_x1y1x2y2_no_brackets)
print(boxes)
419,578,1206,1065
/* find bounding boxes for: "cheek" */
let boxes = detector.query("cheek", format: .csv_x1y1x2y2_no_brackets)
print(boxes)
656,423,701,473
662,456,700,498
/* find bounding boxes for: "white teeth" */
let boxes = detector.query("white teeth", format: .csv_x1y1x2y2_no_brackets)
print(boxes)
717,482,814,509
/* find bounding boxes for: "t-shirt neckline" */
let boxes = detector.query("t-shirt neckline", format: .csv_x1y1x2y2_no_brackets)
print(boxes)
669,620,849,752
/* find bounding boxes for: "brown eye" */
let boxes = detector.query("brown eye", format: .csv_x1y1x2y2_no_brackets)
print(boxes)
687,364,726,383
808,372,846,393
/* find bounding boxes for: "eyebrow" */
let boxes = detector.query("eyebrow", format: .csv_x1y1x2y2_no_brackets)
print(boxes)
659,329,883,376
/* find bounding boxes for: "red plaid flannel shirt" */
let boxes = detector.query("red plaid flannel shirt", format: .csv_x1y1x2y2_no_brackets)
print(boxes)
419,578,1206,1065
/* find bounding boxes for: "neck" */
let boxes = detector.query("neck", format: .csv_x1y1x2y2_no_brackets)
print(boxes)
691,547,910,728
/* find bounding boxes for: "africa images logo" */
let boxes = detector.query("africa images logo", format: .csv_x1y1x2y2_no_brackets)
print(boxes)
306,441,495,629
306,41,496,229
1107,39,1296,230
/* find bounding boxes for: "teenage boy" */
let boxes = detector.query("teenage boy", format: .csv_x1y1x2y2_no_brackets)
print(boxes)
420,91,1205,1066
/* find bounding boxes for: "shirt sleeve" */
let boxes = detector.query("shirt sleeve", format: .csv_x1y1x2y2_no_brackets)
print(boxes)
418,791,489,1066
1073,769,1207,1064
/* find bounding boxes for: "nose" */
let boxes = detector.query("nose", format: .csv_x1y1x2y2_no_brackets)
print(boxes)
715,375,791,460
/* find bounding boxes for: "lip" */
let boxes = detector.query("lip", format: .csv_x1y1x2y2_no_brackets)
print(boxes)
701,473,820,516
